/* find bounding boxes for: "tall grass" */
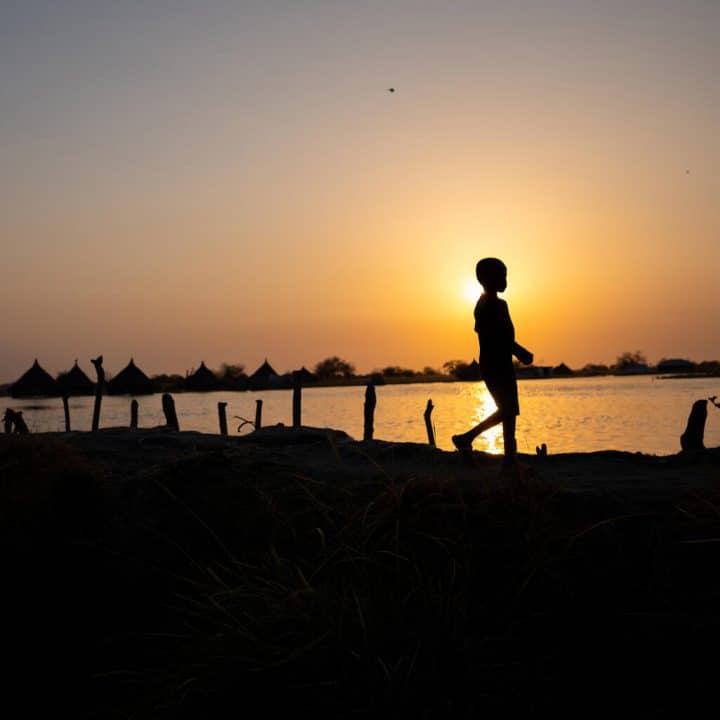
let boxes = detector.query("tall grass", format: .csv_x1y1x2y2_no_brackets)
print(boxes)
4,435,720,717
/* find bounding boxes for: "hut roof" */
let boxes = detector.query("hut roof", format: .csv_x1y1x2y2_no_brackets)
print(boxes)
11,359,60,398
248,359,280,389
295,366,317,383
58,361,96,395
553,362,573,376
107,358,156,395
657,358,694,370
185,361,219,391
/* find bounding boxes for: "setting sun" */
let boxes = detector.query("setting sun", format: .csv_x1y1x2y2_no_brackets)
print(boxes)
462,278,480,304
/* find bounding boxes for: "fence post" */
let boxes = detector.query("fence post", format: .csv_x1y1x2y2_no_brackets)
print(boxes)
680,399,707,452
162,393,180,431
255,399,263,430
62,394,71,432
292,371,302,428
424,399,435,447
3,409,28,434
364,383,376,441
218,402,228,436
91,355,104,433
130,399,138,429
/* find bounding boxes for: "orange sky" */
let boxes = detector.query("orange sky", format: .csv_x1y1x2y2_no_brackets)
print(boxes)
1,1,719,381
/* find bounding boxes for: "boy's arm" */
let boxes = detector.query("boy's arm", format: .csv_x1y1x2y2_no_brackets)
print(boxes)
513,342,534,365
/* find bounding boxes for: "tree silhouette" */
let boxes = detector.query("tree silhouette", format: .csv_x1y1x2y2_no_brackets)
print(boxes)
314,356,355,380
614,351,647,369
442,359,467,376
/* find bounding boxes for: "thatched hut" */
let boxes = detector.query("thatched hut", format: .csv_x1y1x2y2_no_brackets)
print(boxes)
295,366,318,384
107,358,156,395
11,359,60,398
552,362,573,377
247,359,280,390
57,360,96,396
185,361,219,391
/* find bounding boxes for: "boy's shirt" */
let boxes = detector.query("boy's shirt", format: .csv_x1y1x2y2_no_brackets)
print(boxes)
473,294,515,374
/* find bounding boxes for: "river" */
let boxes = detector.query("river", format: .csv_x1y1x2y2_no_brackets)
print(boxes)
6,375,720,456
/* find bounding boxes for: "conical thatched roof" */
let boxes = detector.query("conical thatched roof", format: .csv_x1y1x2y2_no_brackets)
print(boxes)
295,366,317,384
185,361,219,391
57,361,96,396
248,359,280,390
11,359,60,398
552,362,573,376
107,358,156,395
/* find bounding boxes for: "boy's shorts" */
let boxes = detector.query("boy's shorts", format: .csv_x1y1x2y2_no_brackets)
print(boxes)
483,370,520,417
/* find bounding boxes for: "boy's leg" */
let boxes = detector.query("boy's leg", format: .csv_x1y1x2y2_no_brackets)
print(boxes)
501,415,517,464
452,409,503,451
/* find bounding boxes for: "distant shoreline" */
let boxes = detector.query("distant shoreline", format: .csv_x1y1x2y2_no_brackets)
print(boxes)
1,370,718,398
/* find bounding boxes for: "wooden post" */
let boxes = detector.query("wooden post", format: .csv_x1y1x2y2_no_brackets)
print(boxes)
3,409,28,434
130,399,138,429
162,393,180,431
218,402,228,436
255,399,263,430
292,371,302,428
91,355,104,433
62,395,71,432
424,399,435,447
14,411,29,434
364,383,376,441
680,399,707,452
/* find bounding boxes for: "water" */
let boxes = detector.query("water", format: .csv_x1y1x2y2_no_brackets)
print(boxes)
5,376,719,456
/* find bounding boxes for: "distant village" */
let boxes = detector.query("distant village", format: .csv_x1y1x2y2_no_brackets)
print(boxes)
2,351,718,399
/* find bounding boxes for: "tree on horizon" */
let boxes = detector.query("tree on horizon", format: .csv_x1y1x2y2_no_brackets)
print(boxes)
314,357,355,380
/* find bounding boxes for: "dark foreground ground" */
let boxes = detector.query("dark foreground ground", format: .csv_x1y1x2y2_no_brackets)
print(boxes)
3,427,720,718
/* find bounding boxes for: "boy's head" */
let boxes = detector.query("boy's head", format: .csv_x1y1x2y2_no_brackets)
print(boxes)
475,257,507,292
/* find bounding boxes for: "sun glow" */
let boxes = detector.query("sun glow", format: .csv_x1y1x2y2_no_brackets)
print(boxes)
462,278,480,304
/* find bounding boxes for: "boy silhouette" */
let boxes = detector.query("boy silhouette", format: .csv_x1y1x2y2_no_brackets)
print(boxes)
452,257,533,465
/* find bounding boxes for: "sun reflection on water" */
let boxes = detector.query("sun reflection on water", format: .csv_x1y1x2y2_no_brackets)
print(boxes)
469,383,504,454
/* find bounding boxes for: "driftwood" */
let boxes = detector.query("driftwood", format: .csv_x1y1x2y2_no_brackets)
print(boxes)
91,356,104,433
3,409,29,435
364,384,376,441
424,399,435,447
161,393,180,431
130,399,139,429
218,402,228,436
239,425,351,446
680,399,707,452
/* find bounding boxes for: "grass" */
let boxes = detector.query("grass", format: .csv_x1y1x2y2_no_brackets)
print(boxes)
3,434,720,717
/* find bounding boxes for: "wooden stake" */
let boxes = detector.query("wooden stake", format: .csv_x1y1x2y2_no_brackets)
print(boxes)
424,399,435,447
91,355,104,433
364,383,376,441
292,371,302,428
218,401,228,436
62,395,71,432
255,399,263,430
3,409,12,434
680,399,707,452
3,409,28,434
162,393,180,431
130,399,138,429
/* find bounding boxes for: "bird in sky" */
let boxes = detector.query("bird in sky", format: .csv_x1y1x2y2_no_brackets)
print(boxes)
387,87,396,93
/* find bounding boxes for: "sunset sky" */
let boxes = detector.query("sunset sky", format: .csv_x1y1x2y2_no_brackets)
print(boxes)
2,0,718,382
